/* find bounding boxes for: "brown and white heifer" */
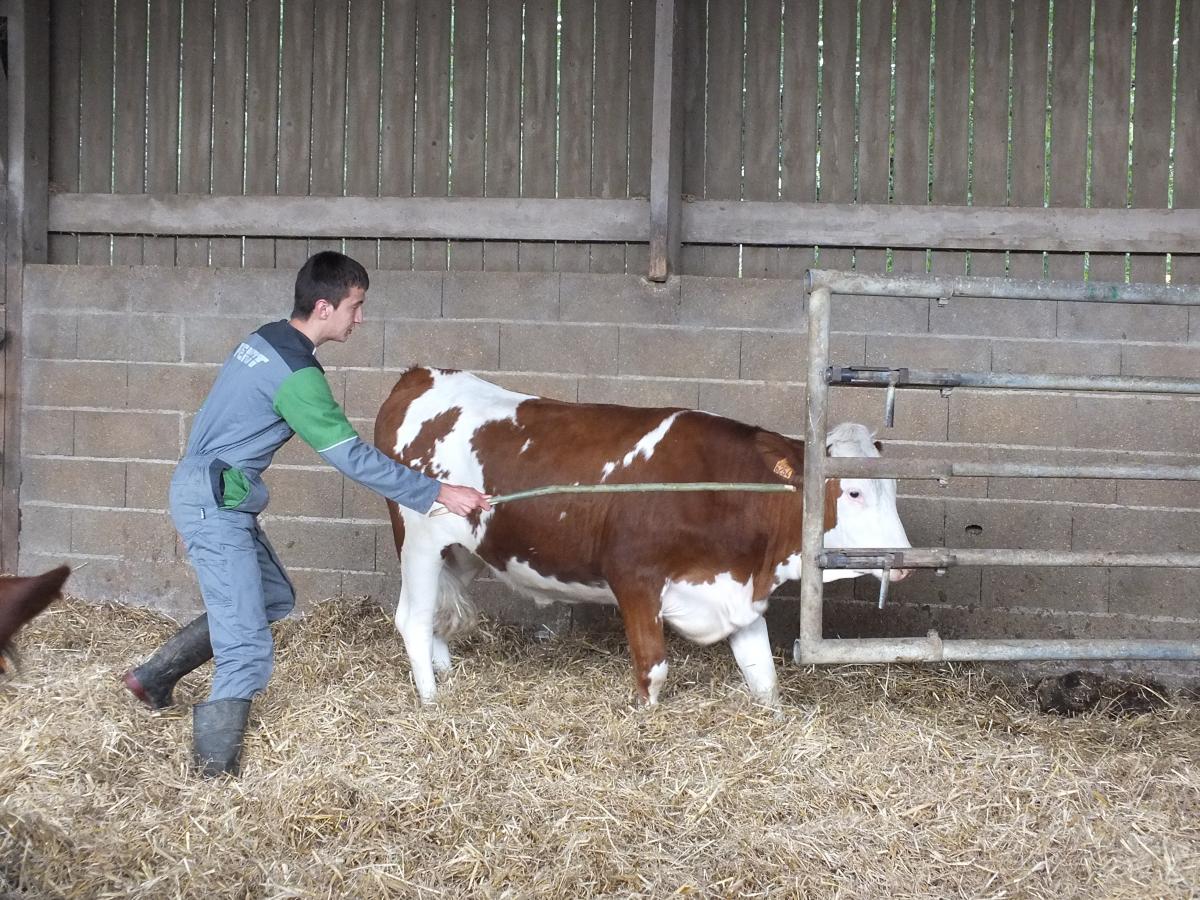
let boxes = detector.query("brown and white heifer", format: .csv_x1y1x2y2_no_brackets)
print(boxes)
0,565,71,674
375,367,910,707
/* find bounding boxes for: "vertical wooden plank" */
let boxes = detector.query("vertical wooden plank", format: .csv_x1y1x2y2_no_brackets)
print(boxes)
379,0,417,270
624,0,655,274
930,0,970,276
210,0,249,267
1047,0,1089,282
778,0,818,278
48,0,81,264
484,0,522,271
1129,1,1173,284
1009,0,1049,279
892,0,932,275
413,0,450,270
177,0,215,266
679,0,707,274
648,0,684,282
970,0,1012,277
520,0,559,272
694,0,741,276
346,0,385,270
111,0,148,265
244,0,282,268
77,0,114,264
817,0,856,273
557,0,596,273
741,0,783,277
589,0,633,273
277,0,315,269
308,1,350,256
856,0,894,276
1087,1,1133,283
448,1,486,272
144,0,183,266
1175,2,1200,289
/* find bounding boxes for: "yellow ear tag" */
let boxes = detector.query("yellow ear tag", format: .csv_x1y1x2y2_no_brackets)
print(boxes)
773,458,795,480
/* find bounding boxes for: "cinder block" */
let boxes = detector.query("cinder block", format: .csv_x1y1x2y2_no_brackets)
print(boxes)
74,411,180,459
344,478,394,522
1121,342,1200,378
126,364,217,413
880,441,988,500
865,334,992,372
443,271,559,320
698,381,804,434
24,265,131,312
367,270,444,320
858,565,983,611
1116,480,1200,510
71,509,178,561
828,389,949,442
982,568,1109,613
271,438,324,467
128,266,220,315
887,495,945,548
50,555,203,617
499,322,619,375
25,314,77,359
259,518,378,571
21,457,126,506
486,371,578,401
182,316,263,363
991,339,1122,375
126,461,175,509
261,466,344,518
740,330,865,382
342,368,399,420
211,268,295,317
76,314,181,363
285,569,346,612
618,326,740,379
1072,506,1200,553
830,294,929,333
1108,568,1200,619
21,409,74,455
341,569,394,603
929,297,1056,338
24,360,128,409
987,476,1116,504
373,520,402,567
680,276,804,328
384,319,500,371
318,323,385,368
577,376,699,409
945,498,1074,550
1057,299,1188,342
18,505,73,554
560,273,681,324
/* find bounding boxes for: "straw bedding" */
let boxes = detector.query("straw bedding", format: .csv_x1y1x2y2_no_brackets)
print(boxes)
2,594,1198,899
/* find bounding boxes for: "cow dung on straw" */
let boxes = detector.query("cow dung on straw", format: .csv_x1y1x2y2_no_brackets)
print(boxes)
3,594,1199,899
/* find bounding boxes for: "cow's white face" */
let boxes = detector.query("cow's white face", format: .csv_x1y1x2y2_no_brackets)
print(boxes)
823,424,912,583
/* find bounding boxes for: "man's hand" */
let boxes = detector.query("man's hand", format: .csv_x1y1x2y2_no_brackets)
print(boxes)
435,482,492,516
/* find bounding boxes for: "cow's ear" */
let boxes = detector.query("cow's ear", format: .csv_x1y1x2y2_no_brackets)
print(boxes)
754,430,803,485
874,440,884,454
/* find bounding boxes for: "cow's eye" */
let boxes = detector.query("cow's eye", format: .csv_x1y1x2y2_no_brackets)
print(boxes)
848,490,861,499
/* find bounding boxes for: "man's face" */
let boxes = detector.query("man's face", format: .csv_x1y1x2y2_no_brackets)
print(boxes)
319,286,366,343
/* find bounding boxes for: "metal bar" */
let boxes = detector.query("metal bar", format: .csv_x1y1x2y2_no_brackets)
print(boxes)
826,458,1200,481
795,635,1200,664
798,286,833,649
821,548,1200,569
807,268,1200,306
489,482,798,505
828,365,1200,396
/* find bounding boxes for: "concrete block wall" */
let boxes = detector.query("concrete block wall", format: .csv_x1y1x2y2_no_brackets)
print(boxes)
17,264,1200,646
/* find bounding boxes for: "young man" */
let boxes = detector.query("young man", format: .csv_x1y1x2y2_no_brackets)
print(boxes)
123,252,490,777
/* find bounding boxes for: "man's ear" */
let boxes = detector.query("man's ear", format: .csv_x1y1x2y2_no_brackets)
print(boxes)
754,430,803,485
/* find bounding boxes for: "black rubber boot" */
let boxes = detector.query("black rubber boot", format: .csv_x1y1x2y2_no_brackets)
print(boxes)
122,614,213,709
192,698,251,778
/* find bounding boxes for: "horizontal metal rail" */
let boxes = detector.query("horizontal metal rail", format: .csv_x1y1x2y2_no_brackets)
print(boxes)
825,458,1200,481
795,636,1200,664
827,365,1200,397
808,269,1200,305
822,548,1200,570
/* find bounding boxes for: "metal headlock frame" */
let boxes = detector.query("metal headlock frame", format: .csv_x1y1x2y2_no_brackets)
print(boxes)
795,269,1200,666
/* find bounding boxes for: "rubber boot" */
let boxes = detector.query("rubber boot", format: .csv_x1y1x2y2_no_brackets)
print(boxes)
192,698,251,778
122,614,213,709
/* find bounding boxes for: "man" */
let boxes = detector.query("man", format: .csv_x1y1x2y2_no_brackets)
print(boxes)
123,251,490,777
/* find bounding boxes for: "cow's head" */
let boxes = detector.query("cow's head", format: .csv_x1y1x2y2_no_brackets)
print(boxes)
823,423,911,583
0,565,71,675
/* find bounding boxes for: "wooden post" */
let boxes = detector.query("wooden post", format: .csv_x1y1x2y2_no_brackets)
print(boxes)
1,0,50,573
647,0,683,282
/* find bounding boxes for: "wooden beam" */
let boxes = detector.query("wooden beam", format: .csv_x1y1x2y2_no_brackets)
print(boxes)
647,0,683,282
3,0,51,573
47,192,1200,255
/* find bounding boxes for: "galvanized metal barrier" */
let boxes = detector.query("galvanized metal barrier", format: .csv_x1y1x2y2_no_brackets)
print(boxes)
794,269,1200,666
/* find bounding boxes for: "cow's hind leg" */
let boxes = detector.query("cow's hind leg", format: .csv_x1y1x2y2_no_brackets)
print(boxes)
728,616,780,708
611,582,669,705
395,543,445,704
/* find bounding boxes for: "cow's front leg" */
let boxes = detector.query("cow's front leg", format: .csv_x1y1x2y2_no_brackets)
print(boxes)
728,616,780,708
613,586,669,705
396,545,444,704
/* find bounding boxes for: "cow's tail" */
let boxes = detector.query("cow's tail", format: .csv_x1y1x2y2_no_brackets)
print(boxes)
432,546,482,640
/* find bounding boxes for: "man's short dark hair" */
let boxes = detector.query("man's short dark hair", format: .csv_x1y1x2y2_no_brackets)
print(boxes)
292,251,370,319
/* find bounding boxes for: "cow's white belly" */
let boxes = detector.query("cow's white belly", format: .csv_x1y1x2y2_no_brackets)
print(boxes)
493,558,618,607
659,573,765,645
